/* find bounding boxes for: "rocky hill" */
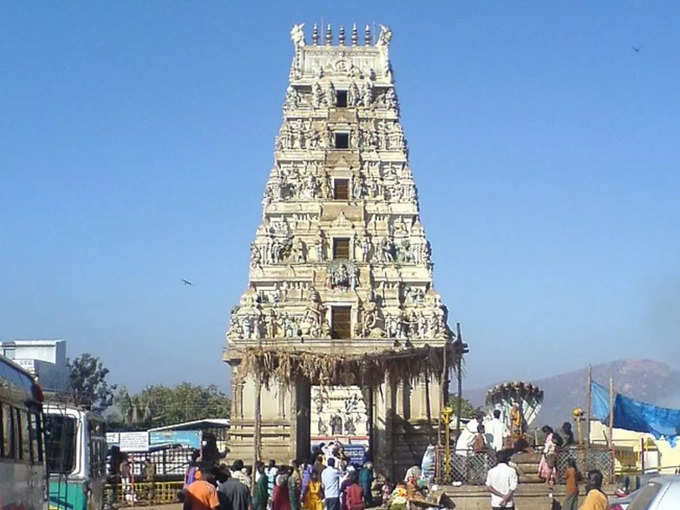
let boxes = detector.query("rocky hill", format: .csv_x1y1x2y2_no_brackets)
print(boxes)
465,359,680,428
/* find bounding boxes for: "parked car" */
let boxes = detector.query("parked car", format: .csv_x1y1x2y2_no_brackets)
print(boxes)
608,489,639,510
619,476,680,510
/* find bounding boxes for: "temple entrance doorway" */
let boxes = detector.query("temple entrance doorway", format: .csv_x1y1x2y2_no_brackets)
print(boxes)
308,385,372,465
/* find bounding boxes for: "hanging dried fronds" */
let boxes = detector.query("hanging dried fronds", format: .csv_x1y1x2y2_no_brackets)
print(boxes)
235,343,460,389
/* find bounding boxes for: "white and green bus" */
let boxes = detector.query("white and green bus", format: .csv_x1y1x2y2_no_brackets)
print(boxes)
45,404,107,510
0,353,47,510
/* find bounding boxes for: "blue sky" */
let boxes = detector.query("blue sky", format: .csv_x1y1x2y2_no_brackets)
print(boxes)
2,1,679,393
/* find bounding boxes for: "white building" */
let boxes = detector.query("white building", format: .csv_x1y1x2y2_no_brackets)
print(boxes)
0,339,68,392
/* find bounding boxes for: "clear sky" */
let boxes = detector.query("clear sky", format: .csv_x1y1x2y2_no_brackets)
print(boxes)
2,1,679,393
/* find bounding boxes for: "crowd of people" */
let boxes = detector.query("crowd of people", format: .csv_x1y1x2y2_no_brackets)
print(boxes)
181,443,374,510
448,408,610,509
177,414,604,510
484,449,608,510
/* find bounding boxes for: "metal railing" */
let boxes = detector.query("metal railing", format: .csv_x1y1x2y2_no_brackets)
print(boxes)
437,446,614,485
105,481,184,507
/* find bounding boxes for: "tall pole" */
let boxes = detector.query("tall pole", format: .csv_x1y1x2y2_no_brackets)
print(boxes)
253,374,262,496
609,376,615,482
440,329,448,443
455,323,463,439
425,370,433,444
586,365,592,459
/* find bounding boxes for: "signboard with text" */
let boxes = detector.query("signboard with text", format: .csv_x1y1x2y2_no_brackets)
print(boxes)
119,431,150,452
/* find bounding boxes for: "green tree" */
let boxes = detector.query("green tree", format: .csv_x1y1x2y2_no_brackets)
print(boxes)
115,383,230,428
448,397,478,420
67,353,116,411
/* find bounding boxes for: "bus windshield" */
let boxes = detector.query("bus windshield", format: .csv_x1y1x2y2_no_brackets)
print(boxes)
45,414,77,474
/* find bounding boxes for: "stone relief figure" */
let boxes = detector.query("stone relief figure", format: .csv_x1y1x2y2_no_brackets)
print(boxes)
352,175,366,199
315,235,327,262
249,241,261,268
281,312,297,338
385,87,398,110
290,23,306,48
386,313,403,339
380,237,395,263
423,240,432,265
328,263,350,291
405,286,425,305
283,84,300,109
306,174,320,199
362,82,373,107
272,283,283,305
397,239,412,263
266,308,276,338
327,260,359,291
227,306,242,339
290,237,307,263
350,265,360,291
376,25,392,47
362,295,385,338
348,81,360,106
308,129,321,149
301,290,325,337
312,82,323,108
325,82,336,107
241,316,253,339
361,236,372,263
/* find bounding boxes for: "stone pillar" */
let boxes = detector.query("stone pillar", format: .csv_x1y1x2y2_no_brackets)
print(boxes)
374,369,395,479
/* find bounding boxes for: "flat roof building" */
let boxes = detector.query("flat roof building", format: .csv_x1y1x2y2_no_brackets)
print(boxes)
0,339,68,392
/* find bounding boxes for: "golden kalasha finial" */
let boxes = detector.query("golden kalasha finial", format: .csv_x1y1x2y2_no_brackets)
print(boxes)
351,23,358,46
325,24,332,45
312,24,319,45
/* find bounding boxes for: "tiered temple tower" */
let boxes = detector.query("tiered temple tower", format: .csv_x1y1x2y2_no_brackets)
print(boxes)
224,24,453,477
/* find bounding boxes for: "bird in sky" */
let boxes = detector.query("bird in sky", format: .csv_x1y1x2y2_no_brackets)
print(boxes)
181,279,193,286
632,46,641,53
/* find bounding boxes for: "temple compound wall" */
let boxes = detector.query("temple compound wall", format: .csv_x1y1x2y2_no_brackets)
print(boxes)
223,23,455,479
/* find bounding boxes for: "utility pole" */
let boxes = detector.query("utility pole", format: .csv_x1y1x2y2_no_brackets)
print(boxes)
453,323,469,440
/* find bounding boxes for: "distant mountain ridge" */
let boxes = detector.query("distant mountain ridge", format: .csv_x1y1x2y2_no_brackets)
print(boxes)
464,359,680,428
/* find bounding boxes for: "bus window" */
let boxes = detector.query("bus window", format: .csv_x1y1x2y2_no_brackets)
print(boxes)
21,410,32,462
30,412,42,463
6,404,16,458
1,403,10,457
14,407,26,460
45,414,77,474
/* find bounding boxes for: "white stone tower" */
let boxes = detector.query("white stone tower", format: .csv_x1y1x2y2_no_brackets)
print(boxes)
224,23,453,476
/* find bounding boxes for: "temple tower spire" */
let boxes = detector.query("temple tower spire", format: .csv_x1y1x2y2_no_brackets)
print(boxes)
225,24,453,478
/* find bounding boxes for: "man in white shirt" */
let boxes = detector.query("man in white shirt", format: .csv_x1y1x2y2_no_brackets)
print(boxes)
321,457,341,510
486,410,509,451
485,450,517,509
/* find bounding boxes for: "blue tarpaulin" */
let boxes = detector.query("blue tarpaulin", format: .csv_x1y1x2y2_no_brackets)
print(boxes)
591,381,611,421
591,381,680,446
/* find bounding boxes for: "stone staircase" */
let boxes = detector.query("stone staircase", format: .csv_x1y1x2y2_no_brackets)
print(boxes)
512,451,545,484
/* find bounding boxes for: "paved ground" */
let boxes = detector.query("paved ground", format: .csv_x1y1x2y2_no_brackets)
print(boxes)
120,505,182,510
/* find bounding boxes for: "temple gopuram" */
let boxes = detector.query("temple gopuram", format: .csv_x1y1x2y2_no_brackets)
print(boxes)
223,23,462,479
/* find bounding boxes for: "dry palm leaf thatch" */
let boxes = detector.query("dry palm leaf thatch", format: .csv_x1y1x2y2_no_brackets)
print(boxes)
237,342,460,389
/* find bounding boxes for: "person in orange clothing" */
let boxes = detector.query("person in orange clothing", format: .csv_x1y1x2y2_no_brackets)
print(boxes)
184,472,221,510
562,459,581,510
579,470,607,510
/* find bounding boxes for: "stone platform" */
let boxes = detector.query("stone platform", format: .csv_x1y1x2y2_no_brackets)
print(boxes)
439,484,615,510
